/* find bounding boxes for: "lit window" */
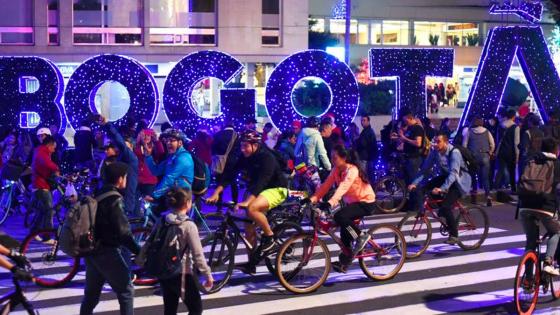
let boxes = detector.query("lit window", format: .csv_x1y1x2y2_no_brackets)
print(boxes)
414,21,479,46
329,19,358,44
370,21,382,45
382,20,409,45
0,0,33,45
262,0,281,46
309,18,325,32
48,0,59,45
149,0,216,45
73,0,142,45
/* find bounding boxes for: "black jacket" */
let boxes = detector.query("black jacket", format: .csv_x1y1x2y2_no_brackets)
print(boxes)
94,185,140,254
356,126,378,161
74,128,96,163
220,145,287,196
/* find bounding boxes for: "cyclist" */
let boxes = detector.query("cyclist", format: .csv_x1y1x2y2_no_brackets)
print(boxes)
143,129,194,214
408,132,472,245
308,145,376,273
294,117,331,176
0,243,33,282
206,130,288,273
518,137,560,275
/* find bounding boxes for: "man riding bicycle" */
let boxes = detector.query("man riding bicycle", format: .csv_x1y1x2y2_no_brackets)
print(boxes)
0,243,33,282
143,129,194,213
408,132,472,245
207,130,288,274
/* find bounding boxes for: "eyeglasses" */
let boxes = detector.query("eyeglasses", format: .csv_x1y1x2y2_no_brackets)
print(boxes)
162,138,178,143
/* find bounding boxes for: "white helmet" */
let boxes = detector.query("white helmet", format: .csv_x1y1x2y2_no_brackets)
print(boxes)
37,127,52,136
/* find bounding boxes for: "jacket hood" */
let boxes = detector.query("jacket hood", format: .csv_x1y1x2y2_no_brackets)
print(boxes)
164,211,190,225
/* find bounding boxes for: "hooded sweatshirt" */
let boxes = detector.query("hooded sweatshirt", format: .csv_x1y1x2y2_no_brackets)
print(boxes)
294,127,331,170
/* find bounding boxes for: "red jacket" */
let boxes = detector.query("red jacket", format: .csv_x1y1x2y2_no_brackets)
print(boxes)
134,141,165,185
32,145,59,190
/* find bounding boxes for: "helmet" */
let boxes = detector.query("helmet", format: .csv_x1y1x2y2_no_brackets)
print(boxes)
37,127,52,136
161,128,186,142
240,130,261,144
305,116,320,128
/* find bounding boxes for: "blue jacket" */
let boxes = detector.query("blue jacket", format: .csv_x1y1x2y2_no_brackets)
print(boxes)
294,127,331,170
147,146,194,199
105,123,138,214
412,144,472,195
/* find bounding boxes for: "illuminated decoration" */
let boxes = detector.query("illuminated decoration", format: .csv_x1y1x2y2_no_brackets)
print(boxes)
0,57,66,134
163,50,255,139
331,0,347,19
19,111,41,129
369,48,454,119
64,54,159,131
489,0,543,24
265,50,359,132
459,25,560,126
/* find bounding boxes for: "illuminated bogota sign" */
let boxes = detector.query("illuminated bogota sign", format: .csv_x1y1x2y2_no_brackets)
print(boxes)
1,1,559,138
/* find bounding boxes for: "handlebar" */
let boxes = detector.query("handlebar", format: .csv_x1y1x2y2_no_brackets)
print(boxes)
200,197,247,210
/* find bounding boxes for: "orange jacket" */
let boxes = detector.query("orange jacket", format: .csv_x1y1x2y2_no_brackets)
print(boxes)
313,164,375,207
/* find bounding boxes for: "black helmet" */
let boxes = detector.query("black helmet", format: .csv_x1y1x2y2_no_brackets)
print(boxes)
305,116,320,128
161,128,186,142
240,130,261,144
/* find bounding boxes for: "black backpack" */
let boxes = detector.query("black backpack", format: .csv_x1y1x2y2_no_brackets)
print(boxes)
144,220,189,280
264,145,290,173
184,151,210,195
449,145,479,174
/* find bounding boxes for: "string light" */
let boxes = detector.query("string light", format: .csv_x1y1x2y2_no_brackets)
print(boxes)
489,0,543,24
265,49,359,132
162,50,255,139
64,54,159,131
369,48,454,119
0,56,66,134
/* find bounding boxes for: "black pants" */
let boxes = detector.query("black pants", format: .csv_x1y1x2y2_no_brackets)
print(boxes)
31,189,54,232
412,175,462,237
334,202,376,249
159,273,202,315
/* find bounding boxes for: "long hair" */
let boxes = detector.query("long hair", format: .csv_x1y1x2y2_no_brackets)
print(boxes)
332,144,369,184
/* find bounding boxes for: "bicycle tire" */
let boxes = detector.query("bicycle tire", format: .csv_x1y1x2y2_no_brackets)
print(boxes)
551,268,560,300
513,250,539,315
20,229,80,288
276,234,330,294
373,176,407,214
456,206,489,250
194,233,235,294
130,227,158,286
397,212,432,259
359,223,407,281
265,221,304,274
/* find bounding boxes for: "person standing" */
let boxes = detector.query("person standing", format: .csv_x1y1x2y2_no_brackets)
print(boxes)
74,118,97,171
30,135,59,234
355,116,378,183
294,116,331,173
462,117,495,206
495,108,520,192
80,162,140,315
292,120,302,137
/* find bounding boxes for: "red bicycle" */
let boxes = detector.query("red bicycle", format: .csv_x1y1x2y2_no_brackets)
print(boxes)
275,203,407,294
397,194,489,259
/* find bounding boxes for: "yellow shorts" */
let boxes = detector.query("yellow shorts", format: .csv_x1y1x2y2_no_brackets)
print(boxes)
259,187,288,210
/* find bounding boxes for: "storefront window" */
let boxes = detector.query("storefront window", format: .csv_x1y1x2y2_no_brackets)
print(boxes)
262,0,281,46
382,20,409,45
0,0,33,45
73,0,142,45
414,21,479,46
149,0,216,45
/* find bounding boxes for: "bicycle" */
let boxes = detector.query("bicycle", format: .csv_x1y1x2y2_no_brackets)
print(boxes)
194,198,304,294
0,179,29,226
372,152,408,214
514,227,560,315
397,194,490,259
0,258,38,314
275,203,407,294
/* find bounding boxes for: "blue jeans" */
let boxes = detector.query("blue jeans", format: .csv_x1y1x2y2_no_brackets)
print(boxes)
80,247,134,315
520,211,560,261
31,189,54,232
494,158,516,191
471,153,491,195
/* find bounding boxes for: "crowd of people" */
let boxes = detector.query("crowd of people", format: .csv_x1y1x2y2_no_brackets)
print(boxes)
1,105,560,313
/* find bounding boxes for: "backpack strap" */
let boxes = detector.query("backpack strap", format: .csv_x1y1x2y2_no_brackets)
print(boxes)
448,147,468,174
95,191,121,203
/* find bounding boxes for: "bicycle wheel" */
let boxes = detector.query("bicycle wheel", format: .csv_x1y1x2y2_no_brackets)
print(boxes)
359,223,406,281
397,212,432,259
374,176,407,214
514,251,540,315
202,212,225,233
194,233,235,294
0,185,12,226
456,206,489,250
265,221,304,274
130,227,157,286
276,234,330,294
20,229,80,288
551,267,560,300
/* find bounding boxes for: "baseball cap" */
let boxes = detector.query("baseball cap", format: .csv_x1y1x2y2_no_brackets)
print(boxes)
37,127,52,136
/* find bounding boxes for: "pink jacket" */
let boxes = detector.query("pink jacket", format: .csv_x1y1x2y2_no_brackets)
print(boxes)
314,164,375,207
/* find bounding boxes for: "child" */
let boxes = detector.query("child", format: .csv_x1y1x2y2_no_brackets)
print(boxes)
140,187,213,315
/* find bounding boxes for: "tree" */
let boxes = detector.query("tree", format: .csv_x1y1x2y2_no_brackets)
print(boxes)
543,0,560,25
354,58,373,85
308,18,339,50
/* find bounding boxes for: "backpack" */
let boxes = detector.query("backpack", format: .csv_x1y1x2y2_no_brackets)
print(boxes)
59,191,121,257
526,128,544,153
187,151,210,195
211,132,237,175
449,145,479,174
264,145,289,173
518,158,555,197
143,220,189,280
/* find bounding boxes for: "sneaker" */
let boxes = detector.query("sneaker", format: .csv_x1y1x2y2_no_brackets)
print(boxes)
235,262,257,275
443,236,458,245
42,239,56,245
34,235,43,242
261,236,279,256
544,265,560,276
486,197,492,207
332,261,348,274
352,233,371,256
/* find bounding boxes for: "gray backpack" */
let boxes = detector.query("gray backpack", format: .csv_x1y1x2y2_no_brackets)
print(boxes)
518,159,555,197
59,191,120,257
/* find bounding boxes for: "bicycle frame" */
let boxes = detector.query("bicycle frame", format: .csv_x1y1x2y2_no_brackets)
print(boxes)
0,278,36,314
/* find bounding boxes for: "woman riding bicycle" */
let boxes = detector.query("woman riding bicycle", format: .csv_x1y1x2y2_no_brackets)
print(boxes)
309,145,376,273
